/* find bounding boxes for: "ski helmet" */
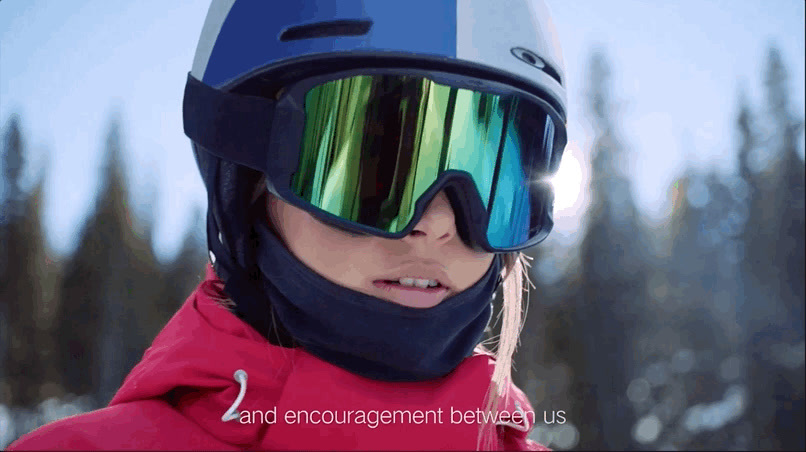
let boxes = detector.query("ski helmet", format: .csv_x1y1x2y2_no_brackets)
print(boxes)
183,0,568,335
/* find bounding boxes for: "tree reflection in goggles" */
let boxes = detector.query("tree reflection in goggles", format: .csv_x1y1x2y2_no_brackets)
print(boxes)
291,74,556,249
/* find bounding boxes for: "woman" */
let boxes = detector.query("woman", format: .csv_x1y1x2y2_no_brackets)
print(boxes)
9,0,567,449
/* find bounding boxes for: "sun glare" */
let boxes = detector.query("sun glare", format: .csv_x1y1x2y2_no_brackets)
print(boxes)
550,143,585,217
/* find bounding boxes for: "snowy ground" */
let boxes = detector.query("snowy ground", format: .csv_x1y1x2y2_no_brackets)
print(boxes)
0,395,96,448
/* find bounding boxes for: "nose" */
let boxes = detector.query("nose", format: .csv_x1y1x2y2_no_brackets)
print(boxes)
403,190,457,246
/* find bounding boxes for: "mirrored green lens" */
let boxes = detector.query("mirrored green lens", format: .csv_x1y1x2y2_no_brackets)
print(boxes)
290,74,555,247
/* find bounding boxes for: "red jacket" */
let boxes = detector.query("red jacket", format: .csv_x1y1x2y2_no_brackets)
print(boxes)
9,266,548,450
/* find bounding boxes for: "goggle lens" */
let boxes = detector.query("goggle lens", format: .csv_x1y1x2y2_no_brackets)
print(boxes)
290,74,560,249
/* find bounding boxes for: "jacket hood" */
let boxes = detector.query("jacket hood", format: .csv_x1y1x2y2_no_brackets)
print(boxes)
108,265,296,446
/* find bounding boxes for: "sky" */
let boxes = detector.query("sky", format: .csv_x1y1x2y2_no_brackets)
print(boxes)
1,0,804,260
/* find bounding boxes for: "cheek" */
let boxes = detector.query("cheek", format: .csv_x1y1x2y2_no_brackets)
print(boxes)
282,214,375,281
453,253,496,289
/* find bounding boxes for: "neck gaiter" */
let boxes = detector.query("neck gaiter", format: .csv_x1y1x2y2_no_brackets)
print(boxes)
254,223,502,381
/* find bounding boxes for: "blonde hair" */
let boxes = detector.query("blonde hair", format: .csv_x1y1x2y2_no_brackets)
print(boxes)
475,251,532,449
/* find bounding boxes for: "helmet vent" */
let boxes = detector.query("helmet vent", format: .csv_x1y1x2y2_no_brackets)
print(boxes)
511,47,562,85
280,20,373,42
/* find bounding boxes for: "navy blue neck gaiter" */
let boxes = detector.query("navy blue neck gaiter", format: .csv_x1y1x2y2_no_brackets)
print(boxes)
253,223,502,382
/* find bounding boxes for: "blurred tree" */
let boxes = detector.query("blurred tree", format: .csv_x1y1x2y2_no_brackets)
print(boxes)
53,116,163,404
26,169,65,403
511,239,582,448
510,245,543,392
566,50,652,450
1,116,25,219
511,245,543,376
156,206,207,334
1,115,211,443
665,168,747,344
740,45,805,451
763,47,804,339
0,115,50,406
651,167,751,450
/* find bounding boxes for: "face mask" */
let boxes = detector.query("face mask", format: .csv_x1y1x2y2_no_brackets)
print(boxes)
253,223,503,382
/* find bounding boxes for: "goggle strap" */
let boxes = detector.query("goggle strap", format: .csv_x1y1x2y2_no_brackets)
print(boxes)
183,73,275,171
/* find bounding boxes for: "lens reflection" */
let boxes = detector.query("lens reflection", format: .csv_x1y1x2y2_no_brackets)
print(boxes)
291,74,556,248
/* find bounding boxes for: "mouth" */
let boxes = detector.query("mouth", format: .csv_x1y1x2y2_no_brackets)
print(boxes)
372,278,452,308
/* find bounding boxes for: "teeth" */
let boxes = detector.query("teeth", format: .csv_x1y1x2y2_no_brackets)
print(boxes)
396,278,439,288
413,279,430,288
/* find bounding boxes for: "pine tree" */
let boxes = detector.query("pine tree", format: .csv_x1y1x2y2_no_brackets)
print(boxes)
740,45,806,451
0,115,49,406
156,206,207,335
27,168,65,402
54,116,163,403
567,50,651,450
764,47,804,333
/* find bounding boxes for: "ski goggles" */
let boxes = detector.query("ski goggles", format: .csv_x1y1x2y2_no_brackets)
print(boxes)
184,68,567,252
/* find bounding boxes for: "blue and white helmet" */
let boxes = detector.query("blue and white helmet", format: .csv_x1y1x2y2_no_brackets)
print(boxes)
186,0,567,336
191,0,565,111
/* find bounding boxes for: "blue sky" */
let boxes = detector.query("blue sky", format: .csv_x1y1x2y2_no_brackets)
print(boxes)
1,0,804,260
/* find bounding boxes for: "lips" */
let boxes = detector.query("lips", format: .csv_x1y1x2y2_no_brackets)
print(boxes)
372,263,455,308
372,280,451,309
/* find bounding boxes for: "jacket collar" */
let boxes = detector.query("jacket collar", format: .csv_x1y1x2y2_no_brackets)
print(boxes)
108,265,532,449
